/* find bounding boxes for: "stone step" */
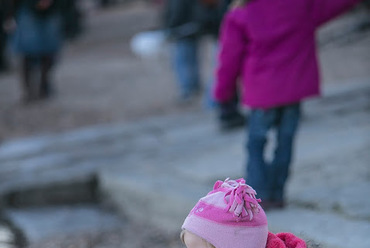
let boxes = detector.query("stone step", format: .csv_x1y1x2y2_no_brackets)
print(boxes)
98,82,370,246
100,169,211,233
0,81,369,246
1,82,368,199
0,111,217,162
0,112,220,183
0,224,16,248
1,81,368,206
0,112,221,205
304,80,370,120
4,205,125,245
0,80,367,163
100,169,370,248
1,178,99,208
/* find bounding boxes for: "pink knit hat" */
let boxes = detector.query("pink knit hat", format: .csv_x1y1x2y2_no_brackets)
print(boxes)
182,178,268,248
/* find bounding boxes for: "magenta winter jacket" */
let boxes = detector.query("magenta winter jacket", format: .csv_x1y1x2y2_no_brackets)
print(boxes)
214,0,362,109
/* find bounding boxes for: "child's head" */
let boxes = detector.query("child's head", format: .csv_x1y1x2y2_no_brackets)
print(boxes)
181,178,268,248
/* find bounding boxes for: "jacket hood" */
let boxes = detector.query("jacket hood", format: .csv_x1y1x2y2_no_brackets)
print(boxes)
266,232,307,248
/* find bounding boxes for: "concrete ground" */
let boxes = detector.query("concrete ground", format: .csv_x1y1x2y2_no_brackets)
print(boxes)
0,2,369,248
0,80,369,248
0,2,369,140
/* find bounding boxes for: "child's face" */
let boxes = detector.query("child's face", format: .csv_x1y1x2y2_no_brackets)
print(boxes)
182,231,214,248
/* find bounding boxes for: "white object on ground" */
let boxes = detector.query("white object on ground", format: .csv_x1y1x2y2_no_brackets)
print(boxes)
130,30,167,59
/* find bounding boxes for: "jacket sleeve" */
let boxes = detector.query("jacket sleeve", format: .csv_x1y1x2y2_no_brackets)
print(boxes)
214,12,246,103
313,0,363,27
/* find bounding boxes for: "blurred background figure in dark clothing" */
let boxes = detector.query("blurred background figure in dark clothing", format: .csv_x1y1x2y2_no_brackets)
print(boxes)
163,0,203,102
163,0,245,130
61,0,83,41
99,0,113,8
163,0,227,102
0,0,11,72
4,0,82,104
360,0,370,29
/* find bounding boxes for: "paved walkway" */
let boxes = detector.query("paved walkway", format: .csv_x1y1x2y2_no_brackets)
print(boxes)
98,81,370,248
0,80,369,247
0,2,369,141
0,3,369,248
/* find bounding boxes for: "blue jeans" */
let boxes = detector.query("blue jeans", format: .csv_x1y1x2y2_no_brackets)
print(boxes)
203,41,218,109
172,38,200,98
246,103,301,201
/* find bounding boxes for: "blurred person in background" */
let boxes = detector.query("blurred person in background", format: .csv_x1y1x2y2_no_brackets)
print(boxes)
163,0,225,102
0,0,11,72
163,0,204,103
99,0,115,8
163,0,246,130
214,0,364,210
361,0,370,29
4,0,82,104
62,0,83,41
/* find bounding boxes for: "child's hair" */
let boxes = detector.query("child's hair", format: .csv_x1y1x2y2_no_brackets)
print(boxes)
180,230,186,244
180,230,215,248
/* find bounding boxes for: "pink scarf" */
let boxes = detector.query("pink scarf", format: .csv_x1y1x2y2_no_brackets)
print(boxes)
266,232,307,248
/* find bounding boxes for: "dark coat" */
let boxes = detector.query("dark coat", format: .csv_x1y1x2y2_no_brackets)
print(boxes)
6,0,83,40
163,0,231,40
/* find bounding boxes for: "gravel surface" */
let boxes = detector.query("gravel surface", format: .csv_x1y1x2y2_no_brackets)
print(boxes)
27,222,183,248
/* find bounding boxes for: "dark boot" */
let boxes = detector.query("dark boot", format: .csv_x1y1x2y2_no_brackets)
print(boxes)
39,55,54,99
21,56,36,103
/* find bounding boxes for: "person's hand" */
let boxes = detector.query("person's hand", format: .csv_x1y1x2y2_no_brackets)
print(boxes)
216,96,246,131
36,0,53,10
217,95,239,116
3,18,17,33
